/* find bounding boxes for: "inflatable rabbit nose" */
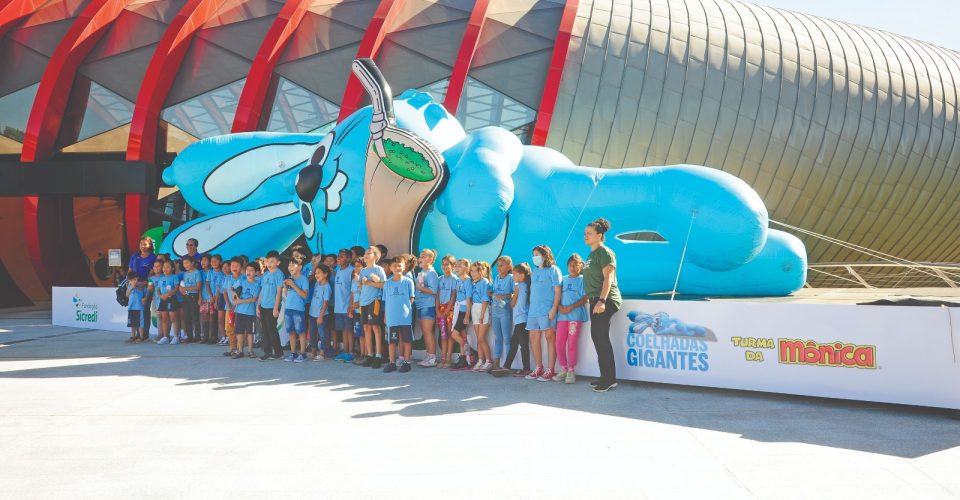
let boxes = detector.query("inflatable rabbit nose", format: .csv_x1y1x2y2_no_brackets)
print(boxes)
295,164,322,203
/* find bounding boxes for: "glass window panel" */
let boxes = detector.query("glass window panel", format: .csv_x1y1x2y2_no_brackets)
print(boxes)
0,83,40,143
266,78,339,133
416,77,535,144
161,79,245,139
76,82,135,142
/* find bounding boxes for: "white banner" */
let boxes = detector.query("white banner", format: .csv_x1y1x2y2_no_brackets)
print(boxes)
52,287,130,333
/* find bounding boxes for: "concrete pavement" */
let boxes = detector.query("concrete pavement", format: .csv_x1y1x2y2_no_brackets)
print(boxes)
1,307,959,499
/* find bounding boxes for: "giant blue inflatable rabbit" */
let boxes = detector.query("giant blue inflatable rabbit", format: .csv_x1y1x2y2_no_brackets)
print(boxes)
160,58,806,296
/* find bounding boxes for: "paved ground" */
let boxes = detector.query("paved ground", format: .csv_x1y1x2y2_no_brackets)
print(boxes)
2,307,959,499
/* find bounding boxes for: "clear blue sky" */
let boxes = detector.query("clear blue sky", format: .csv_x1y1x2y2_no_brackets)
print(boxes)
754,0,960,52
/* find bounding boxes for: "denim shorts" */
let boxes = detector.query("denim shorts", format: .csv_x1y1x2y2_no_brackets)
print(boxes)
334,313,349,331
416,306,436,320
526,315,556,331
284,310,306,334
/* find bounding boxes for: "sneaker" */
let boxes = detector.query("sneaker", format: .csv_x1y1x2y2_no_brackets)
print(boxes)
553,369,568,382
525,367,544,380
450,357,467,370
418,356,437,368
371,356,383,369
247,351,257,359
170,336,180,345
361,356,374,367
353,355,366,366
480,361,493,372
230,351,243,359
490,368,511,378
341,353,354,363
538,369,556,382
283,353,296,362
333,352,345,362
398,361,411,373
512,369,531,378
471,360,485,372
383,362,397,373
270,354,284,360
592,382,618,393
589,379,600,387
157,336,170,345
294,354,306,363
565,371,576,384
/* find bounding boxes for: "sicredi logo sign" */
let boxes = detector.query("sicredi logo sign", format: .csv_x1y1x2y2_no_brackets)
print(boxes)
72,294,99,323
624,311,714,372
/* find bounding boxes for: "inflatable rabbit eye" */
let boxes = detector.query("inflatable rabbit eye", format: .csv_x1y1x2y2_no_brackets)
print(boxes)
295,132,336,239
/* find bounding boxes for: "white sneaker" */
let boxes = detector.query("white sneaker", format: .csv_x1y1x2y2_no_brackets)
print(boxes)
170,336,180,345
419,356,437,367
553,369,568,382
480,361,493,372
157,336,170,345
472,360,484,371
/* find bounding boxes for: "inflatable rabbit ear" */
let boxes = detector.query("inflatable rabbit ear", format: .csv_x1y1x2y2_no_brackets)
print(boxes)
352,58,448,255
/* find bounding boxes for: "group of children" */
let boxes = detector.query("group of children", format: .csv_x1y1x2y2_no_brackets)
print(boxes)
125,242,590,383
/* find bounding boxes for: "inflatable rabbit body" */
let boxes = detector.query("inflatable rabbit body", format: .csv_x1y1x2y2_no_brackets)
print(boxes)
160,59,806,296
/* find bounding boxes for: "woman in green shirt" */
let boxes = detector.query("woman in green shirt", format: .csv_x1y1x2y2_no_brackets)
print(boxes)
583,218,622,392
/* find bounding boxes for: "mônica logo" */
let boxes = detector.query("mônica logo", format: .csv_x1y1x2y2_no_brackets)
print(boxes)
72,294,98,323
778,339,877,369
625,311,713,372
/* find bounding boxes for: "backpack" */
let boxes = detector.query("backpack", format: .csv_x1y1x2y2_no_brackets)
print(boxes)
116,279,129,307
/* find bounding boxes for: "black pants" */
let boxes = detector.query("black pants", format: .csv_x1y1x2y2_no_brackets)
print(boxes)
259,306,282,356
503,322,530,371
182,294,201,341
590,298,620,384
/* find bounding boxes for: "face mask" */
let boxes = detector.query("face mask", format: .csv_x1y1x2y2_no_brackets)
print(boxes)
532,255,544,268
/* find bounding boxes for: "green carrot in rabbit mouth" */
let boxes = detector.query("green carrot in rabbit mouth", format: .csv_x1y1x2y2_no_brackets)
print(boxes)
380,138,435,182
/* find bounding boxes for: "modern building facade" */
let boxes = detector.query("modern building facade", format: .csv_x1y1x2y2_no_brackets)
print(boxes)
1,0,959,306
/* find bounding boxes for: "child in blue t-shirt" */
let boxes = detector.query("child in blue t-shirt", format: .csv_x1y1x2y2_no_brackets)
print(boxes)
232,263,262,359
436,255,459,369
382,258,416,373
346,258,363,362
450,258,475,369
556,254,589,384
308,264,332,361
503,263,532,376
125,271,147,343
180,256,203,343
468,261,492,372
282,259,310,362
155,260,181,345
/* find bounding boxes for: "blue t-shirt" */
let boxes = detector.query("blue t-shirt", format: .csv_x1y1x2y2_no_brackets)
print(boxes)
492,273,514,308
438,275,458,304
456,276,473,311
309,282,331,318
176,271,184,302
223,274,242,307
258,269,285,308
350,278,361,310
128,286,145,311
529,265,562,318
333,267,353,314
235,278,261,316
470,278,490,304
283,275,310,311
182,269,201,295
384,276,415,327
513,282,529,325
559,275,588,322
414,268,439,309
156,275,179,302
359,266,387,306
129,253,156,280
147,275,162,307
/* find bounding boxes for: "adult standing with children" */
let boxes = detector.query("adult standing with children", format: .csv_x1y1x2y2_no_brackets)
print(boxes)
583,218,622,393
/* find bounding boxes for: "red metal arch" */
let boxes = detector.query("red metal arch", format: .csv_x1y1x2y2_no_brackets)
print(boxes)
232,0,314,132
124,0,228,254
442,0,490,115
530,0,580,146
20,0,134,288
0,0,46,40
336,0,403,122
